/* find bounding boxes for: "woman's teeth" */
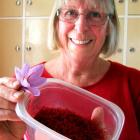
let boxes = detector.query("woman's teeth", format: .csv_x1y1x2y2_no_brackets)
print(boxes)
71,38,91,45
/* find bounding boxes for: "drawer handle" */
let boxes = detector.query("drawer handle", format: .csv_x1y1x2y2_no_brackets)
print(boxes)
26,0,33,5
16,0,22,6
26,45,32,51
117,48,123,53
131,0,138,2
129,47,135,53
118,0,124,3
15,45,20,52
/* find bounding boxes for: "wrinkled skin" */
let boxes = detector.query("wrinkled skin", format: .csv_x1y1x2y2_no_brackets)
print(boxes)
0,77,26,140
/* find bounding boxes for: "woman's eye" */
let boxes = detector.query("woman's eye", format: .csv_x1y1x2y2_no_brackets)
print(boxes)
65,10,77,17
89,11,101,18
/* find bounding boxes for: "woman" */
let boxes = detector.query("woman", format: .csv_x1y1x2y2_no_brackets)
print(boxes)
0,0,140,139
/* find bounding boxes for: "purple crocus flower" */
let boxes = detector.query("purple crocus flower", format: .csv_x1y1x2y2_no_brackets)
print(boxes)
15,64,47,96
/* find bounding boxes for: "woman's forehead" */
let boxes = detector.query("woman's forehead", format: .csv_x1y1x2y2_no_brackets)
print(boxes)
61,0,106,10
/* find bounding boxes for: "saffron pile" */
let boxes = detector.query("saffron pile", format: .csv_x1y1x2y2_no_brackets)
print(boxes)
34,108,106,140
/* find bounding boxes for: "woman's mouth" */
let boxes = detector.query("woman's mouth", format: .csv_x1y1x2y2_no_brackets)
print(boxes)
70,38,92,45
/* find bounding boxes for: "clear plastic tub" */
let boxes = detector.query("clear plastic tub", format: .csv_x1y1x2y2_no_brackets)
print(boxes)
16,78,125,140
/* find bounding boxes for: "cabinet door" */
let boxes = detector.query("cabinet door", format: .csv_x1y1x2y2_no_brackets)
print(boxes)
0,0,22,17
107,18,124,63
115,0,125,15
24,19,59,65
128,0,140,15
127,19,140,69
0,20,22,76
26,0,55,16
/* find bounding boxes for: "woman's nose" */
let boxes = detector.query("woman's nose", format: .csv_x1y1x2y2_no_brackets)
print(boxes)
74,15,89,33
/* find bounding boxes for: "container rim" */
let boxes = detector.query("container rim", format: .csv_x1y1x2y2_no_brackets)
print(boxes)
16,78,125,140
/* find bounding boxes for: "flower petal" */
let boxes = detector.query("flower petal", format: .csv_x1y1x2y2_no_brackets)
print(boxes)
28,87,40,96
28,75,46,87
15,63,46,96
15,67,23,81
21,78,30,87
22,64,30,76
28,64,44,77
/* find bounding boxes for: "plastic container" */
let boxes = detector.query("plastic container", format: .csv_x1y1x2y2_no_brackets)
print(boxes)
16,78,125,140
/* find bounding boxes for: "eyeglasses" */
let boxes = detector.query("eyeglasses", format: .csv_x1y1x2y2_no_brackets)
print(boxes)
57,8,112,26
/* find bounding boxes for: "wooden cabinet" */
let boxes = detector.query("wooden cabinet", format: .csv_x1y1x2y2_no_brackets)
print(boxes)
0,0,22,17
0,0,57,76
127,0,140,69
0,0,22,76
25,0,55,16
24,0,58,65
128,0,140,15
0,20,22,76
108,0,140,70
127,19,140,69
114,0,125,15
25,19,59,65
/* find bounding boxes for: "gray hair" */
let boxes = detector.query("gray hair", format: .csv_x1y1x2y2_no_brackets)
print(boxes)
47,0,119,58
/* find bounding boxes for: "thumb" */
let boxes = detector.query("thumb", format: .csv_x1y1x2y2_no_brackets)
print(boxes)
91,107,111,140
91,106,105,129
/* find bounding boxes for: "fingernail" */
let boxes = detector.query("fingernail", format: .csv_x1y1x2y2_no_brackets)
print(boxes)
13,91,23,98
13,81,19,87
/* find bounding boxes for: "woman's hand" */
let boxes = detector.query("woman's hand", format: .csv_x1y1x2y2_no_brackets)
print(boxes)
91,107,111,140
0,77,26,140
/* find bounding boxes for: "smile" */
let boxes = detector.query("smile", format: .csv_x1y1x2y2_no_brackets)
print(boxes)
70,38,92,45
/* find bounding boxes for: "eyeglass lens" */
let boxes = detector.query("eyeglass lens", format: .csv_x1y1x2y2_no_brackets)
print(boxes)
57,9,108,26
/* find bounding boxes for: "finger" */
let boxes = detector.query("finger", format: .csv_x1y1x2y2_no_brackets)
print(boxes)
0,77,20,89
91,106,105,129
6,121,27,139
0,121,26,140
0,109,21,121
0,97,16,110
91,107,112,140
0,85,24,102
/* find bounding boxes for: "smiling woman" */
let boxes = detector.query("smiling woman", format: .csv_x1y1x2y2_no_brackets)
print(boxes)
0,0,140,140
47,0,119,58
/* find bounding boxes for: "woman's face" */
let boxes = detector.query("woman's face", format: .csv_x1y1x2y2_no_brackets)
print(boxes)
57,0,108,62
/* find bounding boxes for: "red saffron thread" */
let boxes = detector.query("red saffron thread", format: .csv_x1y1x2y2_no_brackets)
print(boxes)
34,108,106,140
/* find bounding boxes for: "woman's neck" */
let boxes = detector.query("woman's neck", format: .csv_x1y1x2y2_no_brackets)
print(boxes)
45,56,110,87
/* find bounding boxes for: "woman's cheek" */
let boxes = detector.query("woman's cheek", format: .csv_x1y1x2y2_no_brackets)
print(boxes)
58,21,73,47
92,27,107,49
